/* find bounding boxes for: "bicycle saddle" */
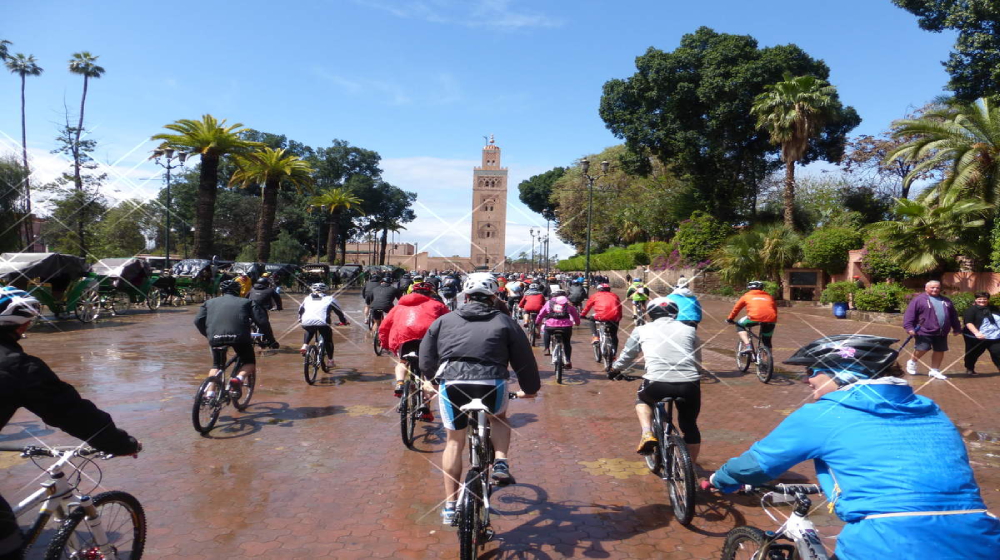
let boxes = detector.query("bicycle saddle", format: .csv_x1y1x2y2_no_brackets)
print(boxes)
402,352,418,359
459,398,491,412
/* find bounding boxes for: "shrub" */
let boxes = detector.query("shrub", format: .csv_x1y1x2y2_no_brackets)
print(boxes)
675,211,730,266
714,285,736,297
593,247,638,270
853,283,912,313
860,233,910,282
820,281,857,304
949,291,976,317
762,281,781,299
802,227,863,275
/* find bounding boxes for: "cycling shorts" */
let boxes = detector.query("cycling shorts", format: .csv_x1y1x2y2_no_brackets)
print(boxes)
635,379,701,445
398,339,421,358
736,317,775,338
210,343,255,369
438,379,509,431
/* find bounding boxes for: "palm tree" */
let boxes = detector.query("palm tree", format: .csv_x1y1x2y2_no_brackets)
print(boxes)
752,74,838,228
230,148,314,262
866,190,990,274
152,115,261,258
0,39,11,61
715,224,802,287
308,188,363,265
886,97,1000,205
5,53,43,246
68,52,105,191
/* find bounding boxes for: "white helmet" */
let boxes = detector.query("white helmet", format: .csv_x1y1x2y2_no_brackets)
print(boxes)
463,272,498,297
0,287,42,326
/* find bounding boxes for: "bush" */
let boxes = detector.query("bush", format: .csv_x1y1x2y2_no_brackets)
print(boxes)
675,211,730,266
593,247,639,270
860,233,910,282
762,281,780,299
949,291,976,317
802,227,863,275
714,285,736,297
853,283,912,313
820,281,857,304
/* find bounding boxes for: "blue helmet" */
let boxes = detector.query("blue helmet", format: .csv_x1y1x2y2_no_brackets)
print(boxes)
0,287,42,326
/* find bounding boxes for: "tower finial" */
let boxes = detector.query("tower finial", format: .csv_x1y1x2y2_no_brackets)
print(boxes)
489,134,495,144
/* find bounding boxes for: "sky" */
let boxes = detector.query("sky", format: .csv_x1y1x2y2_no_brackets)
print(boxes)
1,0,958,262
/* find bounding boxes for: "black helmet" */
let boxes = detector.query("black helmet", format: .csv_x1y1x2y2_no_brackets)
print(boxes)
381,276,392,283
646,297,678,321
746,281,765,291
784,335,900,382
219,279,241,296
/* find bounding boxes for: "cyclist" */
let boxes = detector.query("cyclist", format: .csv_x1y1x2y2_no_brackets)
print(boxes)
536,287,581,369
367,276,401,334
506,277,525,318
582,283,623,351
248,276,283,311
419,274,540,524
380,282,449,413
398,273,412,294
727,280,777,351
567,277,588,310
194,280,278,399
0,287,142,560
708,335,1000,559
608,298,705,461
439,273,461,310
298,283,349,369
666,277,701,328
234,272,253,297
519,282,546,329
405,275,425,294
625,278,650,321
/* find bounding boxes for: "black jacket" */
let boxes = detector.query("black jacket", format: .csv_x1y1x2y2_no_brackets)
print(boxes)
419,301,540,393
0,333,138,455
194,293,274,346
361,279,381,301
248,281,283,311
367,284,401,311
962,304,1000,336
568,284,588,304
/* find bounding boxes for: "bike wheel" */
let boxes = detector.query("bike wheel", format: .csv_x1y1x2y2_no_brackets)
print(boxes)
664,434,696,526
192,376,223,434
235,370,256,411
735,340,752,372
400,380,418,448
529,324,537,347
304,346,320,385
593,339,602,362
44,490,146,560
373,331,383,356
720,525,769,560
643,437,662,475
554,344,564,384
755,345,774,383
604,344,615,372
146,287,162,310
458,470,483,560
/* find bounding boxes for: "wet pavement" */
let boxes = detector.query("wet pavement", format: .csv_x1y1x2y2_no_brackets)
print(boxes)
2,287,998,558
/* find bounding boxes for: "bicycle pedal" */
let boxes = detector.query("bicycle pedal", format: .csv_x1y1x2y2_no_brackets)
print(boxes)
482,527,495,542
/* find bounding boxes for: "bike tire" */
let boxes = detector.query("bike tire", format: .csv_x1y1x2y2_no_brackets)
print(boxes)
319,338,330,373
304,345,319,385
529,324,537,347
554,344,564,384
736,340,752,372
373,332,383,357
643,439,662,475
192,377,222,434
44,490,146,560
400,380,418,449
665,434,696,526
593,340,602,363
755,345,774,384
235,370,256,412
604,344,615,372
458,470,482,560
720,525,769,560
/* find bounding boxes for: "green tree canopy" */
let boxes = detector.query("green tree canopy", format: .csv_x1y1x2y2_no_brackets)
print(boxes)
517,167,564,220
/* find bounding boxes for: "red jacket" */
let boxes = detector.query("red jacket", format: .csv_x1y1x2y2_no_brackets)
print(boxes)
581,291,623,322
519,293,546,312
379,293,449,354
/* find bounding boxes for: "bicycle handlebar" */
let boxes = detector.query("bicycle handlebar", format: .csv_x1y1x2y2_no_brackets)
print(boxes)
700,479,822,497
0,445,108,459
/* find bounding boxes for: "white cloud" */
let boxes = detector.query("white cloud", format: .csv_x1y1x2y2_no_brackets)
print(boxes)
353,0,563,30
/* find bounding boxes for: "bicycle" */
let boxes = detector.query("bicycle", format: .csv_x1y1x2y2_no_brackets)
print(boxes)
303,330,329,385
398,351,430,449
633,300,647,326
524,311,539,346
191,333,265,434
0,444,146,559
548,328,568,384
588,318,617,372
611,374,696,525
442,294,458,311
454,393,519,560
734,322,774,383
707,481,828,560
371,309,386,356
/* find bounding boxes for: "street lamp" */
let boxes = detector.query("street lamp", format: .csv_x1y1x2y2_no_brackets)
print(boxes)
580,159,609,285
529,227,537,273
151,147,189,272
540,233,549,275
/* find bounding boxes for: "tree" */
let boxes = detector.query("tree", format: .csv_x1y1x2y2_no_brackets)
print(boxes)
152,115,262,258
674,211,730,266
0,39,11,61
45,121,107,257
91,200,147,258
752,74,841,228
893,0,1000,100
68,52,105,193
715,225,802,287
269,229,308,264
309,187,363,264
802,227,864,274
0,154,27,252
518,167,564,220
5,53,42,245
362,182,416,265
230,147,314,262
599,27,859,222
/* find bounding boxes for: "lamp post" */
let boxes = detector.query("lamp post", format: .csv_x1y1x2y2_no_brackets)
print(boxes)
580,159,609,286
540,233,549,276
151,147,189,272
529,227,537,274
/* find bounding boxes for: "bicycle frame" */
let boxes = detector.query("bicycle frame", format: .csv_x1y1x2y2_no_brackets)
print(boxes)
550,331,565,365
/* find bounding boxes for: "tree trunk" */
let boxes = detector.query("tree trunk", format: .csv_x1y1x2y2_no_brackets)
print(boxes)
193,154,219,258
783,158,796,229
19,75,31,248
379,228,388,265
255,178,279,262
326,210,339,265
74,76,87,191
339,236,347,265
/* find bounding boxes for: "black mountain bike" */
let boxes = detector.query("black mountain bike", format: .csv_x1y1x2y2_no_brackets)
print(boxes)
303,330,329,385
192,335,264,434
735,322,774,383
525,311,539,346
398,351,429,449
371,309,385,356
588,318,617,372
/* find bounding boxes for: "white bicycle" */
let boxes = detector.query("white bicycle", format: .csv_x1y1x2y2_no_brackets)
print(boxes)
0,444,146,559
714,482,829,560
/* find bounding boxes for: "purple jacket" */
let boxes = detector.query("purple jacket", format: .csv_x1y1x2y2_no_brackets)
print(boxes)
903,293,961,336
536,296,581,329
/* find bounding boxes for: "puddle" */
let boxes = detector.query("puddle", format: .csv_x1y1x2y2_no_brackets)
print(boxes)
963,429,1000,469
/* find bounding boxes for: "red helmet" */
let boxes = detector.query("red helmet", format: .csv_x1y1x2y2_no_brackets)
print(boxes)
412,282,436,294
597,283,611,292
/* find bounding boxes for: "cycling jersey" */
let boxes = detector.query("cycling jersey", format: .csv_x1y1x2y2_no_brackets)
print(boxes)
612,317,701,382
298,294,347,327
582,291,623,322
367,284,401,311
727,289,777,323
378,293,449,354
248,281,282,311
235,276,252,297
520,292,545,313
666,287,701,324
626,284,650,302
194,293,274,346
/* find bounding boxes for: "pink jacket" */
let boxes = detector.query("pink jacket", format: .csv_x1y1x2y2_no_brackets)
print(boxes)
536,296,581,329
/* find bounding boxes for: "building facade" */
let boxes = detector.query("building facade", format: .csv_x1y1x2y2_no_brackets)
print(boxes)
470,135,507,271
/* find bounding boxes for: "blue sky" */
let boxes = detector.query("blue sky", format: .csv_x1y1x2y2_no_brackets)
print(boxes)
2,0,957,260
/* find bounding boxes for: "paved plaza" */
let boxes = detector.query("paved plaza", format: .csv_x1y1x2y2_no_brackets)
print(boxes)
1,288,997,558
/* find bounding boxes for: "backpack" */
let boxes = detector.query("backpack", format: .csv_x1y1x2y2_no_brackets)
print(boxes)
548,301,569,320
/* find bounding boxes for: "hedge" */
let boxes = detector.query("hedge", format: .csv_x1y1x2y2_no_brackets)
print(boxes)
853,283,913,313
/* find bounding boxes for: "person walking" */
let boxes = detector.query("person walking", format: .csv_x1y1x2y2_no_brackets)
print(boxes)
962,291,1000,376
903,280,961,380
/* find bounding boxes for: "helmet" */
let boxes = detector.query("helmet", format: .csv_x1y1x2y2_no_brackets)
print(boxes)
646,297,678,321
632,279,642,284
529,282,542,291
597,283,611,292
219,280,241,296
0,287,42,326
413,275,424,282
463,273,499,297
784,335,900,384
381,276,392,283
746,281,765,291
411,282,436,295
550,285,565,297
310,283,328,294
261,272,271,278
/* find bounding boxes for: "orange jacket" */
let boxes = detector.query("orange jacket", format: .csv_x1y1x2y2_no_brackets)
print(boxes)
727,290,778,323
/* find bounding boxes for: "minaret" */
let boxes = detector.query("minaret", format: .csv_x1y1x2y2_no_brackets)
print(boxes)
470,135,507,271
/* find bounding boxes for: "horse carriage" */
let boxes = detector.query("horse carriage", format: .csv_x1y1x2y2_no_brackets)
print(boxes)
298,263,331,292
0,253,100,323
263,263,299,291
91,257,162,315
170,259,223,303
228,261,265,282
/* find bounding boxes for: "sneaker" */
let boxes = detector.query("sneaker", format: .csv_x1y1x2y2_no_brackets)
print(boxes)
906,360,918,375
929,369,947,380
591,336,600,344
565,362,573,369
229,378,242,402
491,461,515,485
543,349,551,356
418,406,434,423
441,504,457,526
636,432,658,455
323,357,334,370
965,369,977,376
393,381,404,398
299,344,308,356
739,349,754,356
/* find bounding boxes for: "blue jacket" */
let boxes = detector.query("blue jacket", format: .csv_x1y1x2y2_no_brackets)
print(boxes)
666,288,701,323
714,379,1000,559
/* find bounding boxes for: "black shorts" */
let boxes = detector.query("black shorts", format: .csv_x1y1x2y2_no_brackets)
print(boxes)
398,339,421,358
211,344,256,369
635,379,702,445
914,335,949,352
438,380,509,431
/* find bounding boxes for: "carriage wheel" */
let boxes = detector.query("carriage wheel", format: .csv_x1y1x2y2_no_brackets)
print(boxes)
75,289,100,323
146,288,162,310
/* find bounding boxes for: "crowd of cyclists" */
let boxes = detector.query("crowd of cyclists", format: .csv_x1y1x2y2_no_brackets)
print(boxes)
1,262,998,558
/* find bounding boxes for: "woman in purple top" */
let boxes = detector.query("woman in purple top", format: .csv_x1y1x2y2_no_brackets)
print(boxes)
536,288,581,368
